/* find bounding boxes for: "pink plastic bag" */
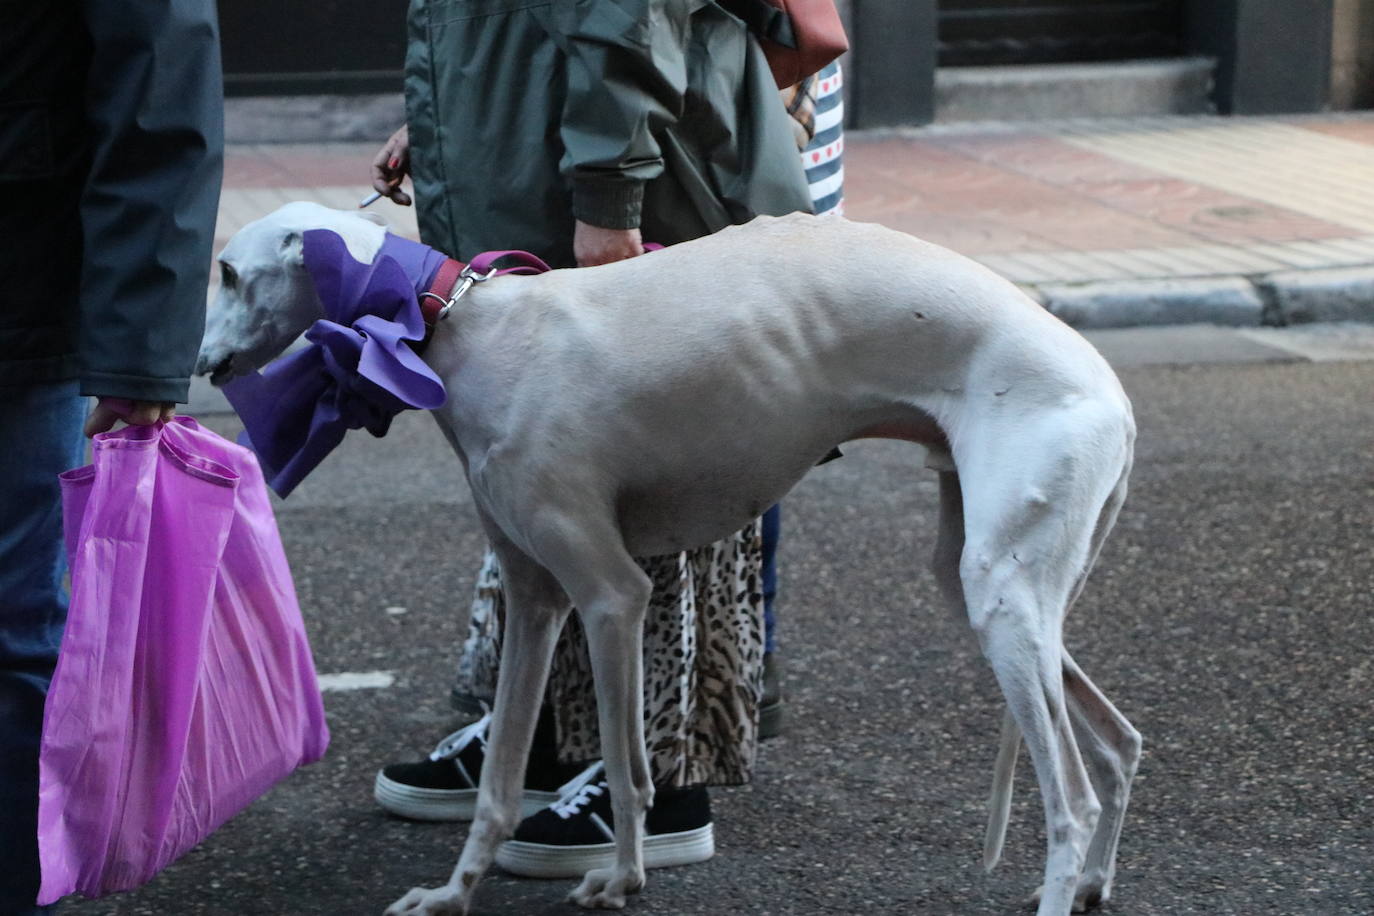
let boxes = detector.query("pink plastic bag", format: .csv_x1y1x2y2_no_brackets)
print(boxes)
38,417,329,904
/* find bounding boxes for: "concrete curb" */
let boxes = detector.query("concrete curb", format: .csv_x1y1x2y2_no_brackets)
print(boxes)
1039,276,1263,329
1033,268,1374,330
1256,267,1374,325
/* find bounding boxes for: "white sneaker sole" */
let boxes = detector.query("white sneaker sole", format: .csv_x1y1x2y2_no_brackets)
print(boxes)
494,824,715,878
373,771,562,822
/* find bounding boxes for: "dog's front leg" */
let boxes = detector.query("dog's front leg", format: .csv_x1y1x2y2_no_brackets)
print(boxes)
545,531,655,910
384,537,570,916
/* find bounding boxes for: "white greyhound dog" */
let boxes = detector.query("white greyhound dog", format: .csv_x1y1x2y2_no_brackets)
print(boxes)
196,201,1141,916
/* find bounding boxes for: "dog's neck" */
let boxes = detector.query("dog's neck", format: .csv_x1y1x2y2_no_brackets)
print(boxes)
316,207,388,264
380,232,453,303
393,241,552,352
363,234,481,351
300,228,458,333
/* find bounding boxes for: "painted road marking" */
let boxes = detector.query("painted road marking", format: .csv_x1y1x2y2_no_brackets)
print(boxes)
317,670,396,691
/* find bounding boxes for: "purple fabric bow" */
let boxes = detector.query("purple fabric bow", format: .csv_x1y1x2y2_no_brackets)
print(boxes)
222,229,450,497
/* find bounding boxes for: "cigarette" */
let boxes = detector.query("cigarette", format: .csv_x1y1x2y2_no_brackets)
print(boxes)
358,190,384,208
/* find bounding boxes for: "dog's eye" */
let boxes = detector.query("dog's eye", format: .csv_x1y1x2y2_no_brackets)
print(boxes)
220,262,237,290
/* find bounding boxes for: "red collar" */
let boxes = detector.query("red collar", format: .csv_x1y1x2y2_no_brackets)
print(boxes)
418,257,466,349
415,249,553,352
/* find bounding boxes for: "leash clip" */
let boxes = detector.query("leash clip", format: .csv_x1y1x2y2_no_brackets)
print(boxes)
422,265,499,322
440,265,499,320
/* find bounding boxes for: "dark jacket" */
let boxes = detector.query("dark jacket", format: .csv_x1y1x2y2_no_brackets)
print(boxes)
404,0,811,267
0,0,224,402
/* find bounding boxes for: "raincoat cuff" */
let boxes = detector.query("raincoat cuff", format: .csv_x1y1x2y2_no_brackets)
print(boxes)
80,372,191,404
572,179,645,230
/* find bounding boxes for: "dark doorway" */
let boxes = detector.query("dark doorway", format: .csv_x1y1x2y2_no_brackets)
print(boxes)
220,1,409,96
938,0,1186,66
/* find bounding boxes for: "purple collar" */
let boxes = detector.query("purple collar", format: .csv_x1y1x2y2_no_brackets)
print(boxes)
222,230,450,497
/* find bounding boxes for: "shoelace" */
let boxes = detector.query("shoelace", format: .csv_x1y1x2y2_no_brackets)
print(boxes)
428,712,492,762
551,761,607,820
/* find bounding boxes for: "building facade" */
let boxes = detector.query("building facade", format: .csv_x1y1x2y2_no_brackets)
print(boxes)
222,0,1371,131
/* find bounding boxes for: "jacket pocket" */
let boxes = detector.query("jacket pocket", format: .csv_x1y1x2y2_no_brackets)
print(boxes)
0,103,55,181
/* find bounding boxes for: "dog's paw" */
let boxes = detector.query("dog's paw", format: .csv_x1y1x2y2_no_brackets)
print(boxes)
568,865,646,910
1025,876,1110,914
383,885,467,916
1070,869,1111,912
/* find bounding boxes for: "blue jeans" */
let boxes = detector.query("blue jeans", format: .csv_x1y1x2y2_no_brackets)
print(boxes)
0,381,86,915
761,504,780,655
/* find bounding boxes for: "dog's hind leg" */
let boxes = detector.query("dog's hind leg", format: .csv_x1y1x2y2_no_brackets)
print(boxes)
990,460,1135,888
952,404,1131,916
1049,462,1139,911
385,533,571,916
931,469,1024,873
1061,651,1141,911
931,468,968,620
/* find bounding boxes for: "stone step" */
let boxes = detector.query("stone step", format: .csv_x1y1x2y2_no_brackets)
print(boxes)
935,57,1216,123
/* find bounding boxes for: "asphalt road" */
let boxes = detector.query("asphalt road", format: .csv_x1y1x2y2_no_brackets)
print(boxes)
65,324,1373,916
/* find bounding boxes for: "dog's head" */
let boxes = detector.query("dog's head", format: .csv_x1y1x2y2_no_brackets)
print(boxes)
196,201,389,385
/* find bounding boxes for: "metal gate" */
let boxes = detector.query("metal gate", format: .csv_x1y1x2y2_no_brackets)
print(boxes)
938,0,1186,67
220,1,410,96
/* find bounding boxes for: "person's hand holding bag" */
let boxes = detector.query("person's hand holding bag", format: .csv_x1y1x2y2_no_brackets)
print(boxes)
83,398,175,437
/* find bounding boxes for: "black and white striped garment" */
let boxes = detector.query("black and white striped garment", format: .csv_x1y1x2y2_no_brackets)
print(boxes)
802,61,844,215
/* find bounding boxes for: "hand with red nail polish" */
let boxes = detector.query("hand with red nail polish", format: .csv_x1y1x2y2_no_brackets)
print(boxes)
370,125,413,206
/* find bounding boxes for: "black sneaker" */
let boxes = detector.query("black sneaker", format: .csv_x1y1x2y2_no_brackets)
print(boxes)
373,713,575,821
494,762,715,878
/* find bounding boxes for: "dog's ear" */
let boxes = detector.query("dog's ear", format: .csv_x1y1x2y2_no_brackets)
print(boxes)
357,210,389,228
280,231,305,266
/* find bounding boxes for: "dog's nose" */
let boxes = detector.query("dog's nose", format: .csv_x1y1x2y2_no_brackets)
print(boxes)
195,352,236,386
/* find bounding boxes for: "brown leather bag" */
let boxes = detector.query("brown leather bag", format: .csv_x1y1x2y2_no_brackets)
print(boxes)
720,0,849,89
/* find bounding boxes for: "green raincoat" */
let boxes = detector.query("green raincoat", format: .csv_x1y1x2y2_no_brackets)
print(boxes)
404,0,812,267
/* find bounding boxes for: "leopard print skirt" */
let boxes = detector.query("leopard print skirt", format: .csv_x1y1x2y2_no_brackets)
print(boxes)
452,522,766,788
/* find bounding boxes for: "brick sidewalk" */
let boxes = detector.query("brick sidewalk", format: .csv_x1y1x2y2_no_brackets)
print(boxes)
220,112,1374,327
842,115,1374,286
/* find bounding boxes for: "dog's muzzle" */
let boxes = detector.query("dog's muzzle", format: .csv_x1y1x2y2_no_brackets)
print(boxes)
198,354,236,387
